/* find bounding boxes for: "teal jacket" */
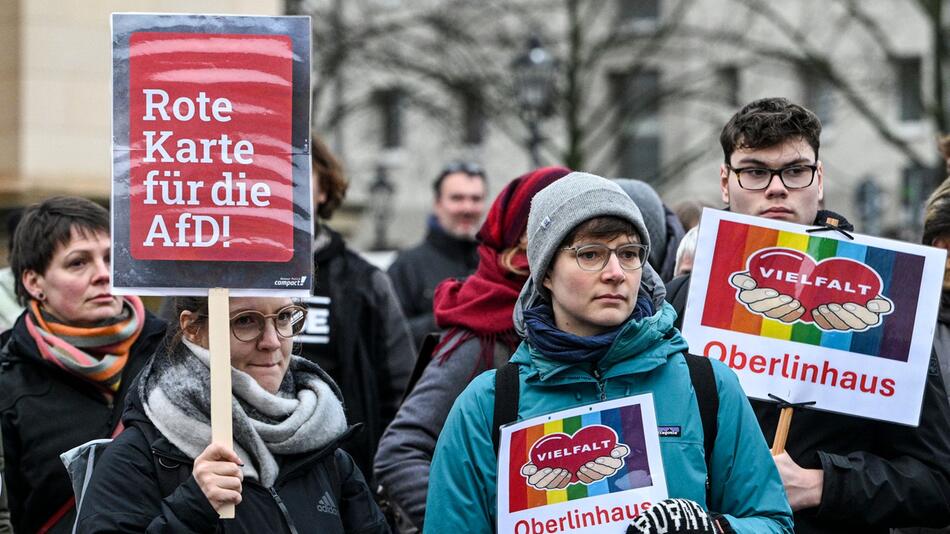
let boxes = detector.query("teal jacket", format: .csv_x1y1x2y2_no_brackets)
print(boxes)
424,272,793,534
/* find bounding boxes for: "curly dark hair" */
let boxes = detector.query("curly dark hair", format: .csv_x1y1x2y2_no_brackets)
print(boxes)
311,135,348,220
720,97,822,164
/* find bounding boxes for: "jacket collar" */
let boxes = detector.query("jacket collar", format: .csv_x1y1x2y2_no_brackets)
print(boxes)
510,301,688,385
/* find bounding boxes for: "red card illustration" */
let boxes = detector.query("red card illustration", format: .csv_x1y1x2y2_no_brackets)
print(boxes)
739,248,886,323
127,32,294,262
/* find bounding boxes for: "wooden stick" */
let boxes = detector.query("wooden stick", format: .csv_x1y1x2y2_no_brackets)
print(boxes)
770,406,794,456
208,287,235,519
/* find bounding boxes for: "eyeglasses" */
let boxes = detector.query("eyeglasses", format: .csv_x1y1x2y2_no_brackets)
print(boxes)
438,161,485,179
229,305,307,342
561,243,649,272
727,164,818,190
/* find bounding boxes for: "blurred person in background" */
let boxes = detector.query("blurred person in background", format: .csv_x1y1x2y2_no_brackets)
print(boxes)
0,196,166,533
615,178,686,282
893,175,950,534
299,135,414,489
75,296,389,532
0,209,24,332
374,166,570,532
388,162,486,347
674,199,710,231
674,226,699,278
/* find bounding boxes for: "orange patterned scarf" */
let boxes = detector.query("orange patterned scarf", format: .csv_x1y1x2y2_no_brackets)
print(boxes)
25,296,145,398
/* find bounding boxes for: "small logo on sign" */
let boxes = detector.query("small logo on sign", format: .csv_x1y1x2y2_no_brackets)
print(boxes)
274,275,308,288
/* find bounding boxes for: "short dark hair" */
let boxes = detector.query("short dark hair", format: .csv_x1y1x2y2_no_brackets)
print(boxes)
720,98,822,164
11,196,109,306
432,161,487,198
559,216,639,250
311,135,348,220
924,177,950,246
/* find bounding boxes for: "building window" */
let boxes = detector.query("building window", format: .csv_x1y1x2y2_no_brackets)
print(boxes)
896,56,923,122
801,66,834,127
716,65,740,106
619,0,660,23
459,86,485,145
612,68,661,180
374,87,405,149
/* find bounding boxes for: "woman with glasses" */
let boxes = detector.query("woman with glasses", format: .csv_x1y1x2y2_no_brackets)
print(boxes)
75,296,389,533
0,197,167,533
424,173,793,533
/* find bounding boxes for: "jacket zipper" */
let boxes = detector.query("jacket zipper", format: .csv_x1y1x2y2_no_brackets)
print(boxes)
592,368,607,401
268,487,301,534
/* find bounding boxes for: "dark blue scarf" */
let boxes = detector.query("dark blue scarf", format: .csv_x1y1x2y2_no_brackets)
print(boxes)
523,295,655,364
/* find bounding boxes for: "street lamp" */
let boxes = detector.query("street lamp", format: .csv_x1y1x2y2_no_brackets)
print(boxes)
369,164,395,250
512,36,558,168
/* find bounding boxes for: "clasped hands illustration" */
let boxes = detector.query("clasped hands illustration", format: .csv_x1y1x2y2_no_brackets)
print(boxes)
520,444,630,490
730,272,892,331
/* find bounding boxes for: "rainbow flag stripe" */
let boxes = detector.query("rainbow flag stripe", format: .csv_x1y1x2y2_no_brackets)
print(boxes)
507,404,650,513
701,220,923,361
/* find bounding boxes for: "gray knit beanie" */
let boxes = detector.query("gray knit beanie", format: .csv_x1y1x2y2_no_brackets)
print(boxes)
527,172,651,299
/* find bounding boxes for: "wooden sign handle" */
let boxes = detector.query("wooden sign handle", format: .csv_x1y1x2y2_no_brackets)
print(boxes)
208,287,235,519
770,406,794,456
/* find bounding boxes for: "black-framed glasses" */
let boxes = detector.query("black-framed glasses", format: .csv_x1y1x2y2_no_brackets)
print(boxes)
229,305,307,342
728,164,818,190
438,161,485,179
561,243,649,271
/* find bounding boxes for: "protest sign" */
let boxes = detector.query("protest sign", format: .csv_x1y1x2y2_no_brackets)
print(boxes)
497,394,667,534
111,13,312,296
682,209,947,426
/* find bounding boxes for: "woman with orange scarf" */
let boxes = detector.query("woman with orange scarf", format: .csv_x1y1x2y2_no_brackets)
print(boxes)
0,197,166,533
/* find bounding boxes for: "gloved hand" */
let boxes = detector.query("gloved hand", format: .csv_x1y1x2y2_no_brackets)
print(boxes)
626,498,733,534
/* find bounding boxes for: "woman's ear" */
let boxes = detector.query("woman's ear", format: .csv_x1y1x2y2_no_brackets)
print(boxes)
542,272,553,292
22,270,44,300
179,311,203,343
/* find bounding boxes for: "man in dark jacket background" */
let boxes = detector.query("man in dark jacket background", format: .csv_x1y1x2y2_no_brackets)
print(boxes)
387,162,485,347
667,97,950,533
298,136,414,488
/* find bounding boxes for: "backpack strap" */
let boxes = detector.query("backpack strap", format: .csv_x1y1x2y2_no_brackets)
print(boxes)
402,333,441,402
491,362,520,457
684,353,719,503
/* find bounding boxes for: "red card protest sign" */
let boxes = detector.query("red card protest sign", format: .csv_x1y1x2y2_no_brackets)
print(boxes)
112,14,312,295
681,210,946,426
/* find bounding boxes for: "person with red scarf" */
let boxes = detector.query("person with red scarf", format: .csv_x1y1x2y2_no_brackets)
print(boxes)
374,166,571,532
0,197,166,533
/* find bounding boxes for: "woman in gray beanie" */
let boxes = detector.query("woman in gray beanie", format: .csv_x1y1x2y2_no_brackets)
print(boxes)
424,172,792,534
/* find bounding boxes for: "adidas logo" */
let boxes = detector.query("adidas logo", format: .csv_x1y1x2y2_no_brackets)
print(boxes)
317,491,339,515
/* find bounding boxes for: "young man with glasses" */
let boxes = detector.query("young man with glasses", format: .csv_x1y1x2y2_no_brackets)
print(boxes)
668,98,950,533
388,161,487,347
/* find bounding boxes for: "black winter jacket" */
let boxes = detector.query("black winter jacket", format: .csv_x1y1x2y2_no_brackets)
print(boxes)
74,387,389,533
0,310,166,534
387,221,478,347
298,226,414,488
665,210,950,533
